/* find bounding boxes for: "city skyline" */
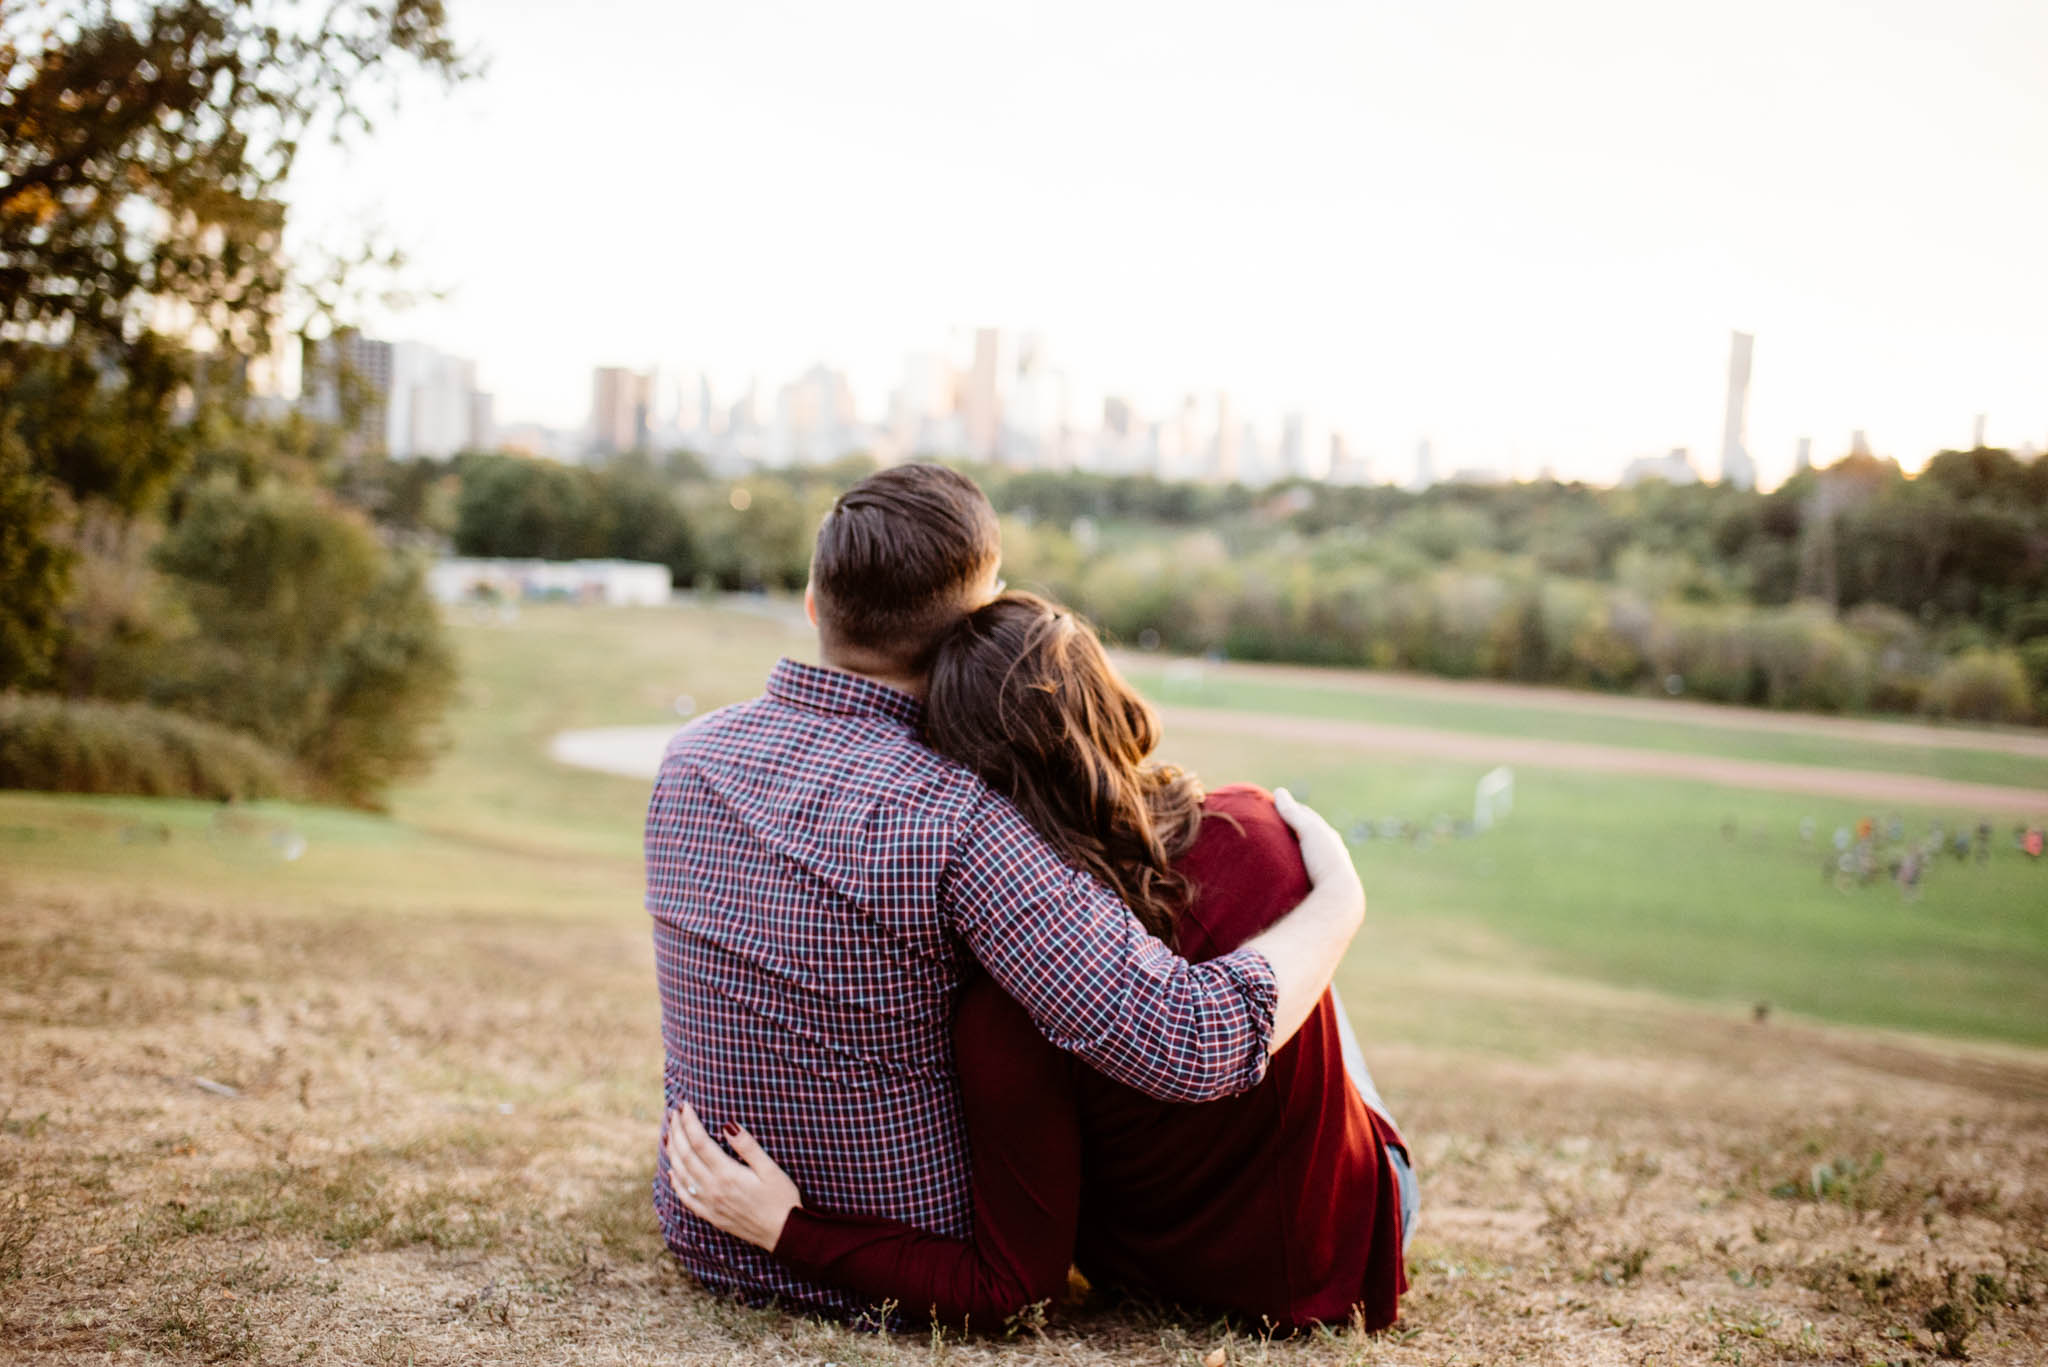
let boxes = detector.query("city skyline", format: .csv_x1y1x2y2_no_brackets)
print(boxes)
283,1,2048,485
488,322,2023,488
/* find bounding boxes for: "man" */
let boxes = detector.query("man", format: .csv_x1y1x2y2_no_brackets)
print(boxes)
646,463,1364,1317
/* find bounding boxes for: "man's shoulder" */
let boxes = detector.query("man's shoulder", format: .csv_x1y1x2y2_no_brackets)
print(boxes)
659,690,995,829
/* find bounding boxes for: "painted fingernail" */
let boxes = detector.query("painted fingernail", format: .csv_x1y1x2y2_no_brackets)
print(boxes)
720,1122,740,1138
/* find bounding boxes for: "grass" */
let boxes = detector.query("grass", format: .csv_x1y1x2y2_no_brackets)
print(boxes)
1122,665,2048,791
1258,749,2048,1047
3,598,2047,1364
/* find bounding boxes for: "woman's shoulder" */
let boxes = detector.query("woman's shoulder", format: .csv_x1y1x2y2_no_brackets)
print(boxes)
1178,784,1312,955
1197,784,1298,855
1202,782,1278,820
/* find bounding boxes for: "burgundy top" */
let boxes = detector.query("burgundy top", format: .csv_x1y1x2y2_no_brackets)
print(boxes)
775,785,1409,1331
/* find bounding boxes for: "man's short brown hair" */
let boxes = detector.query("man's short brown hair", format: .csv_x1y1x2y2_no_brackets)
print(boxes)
811,464,1000,672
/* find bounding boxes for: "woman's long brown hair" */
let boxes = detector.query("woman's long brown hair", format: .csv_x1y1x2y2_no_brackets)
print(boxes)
924,593,1205,945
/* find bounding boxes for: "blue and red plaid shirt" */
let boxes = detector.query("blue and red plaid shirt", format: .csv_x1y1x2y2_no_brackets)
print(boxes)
647,659,1279,1318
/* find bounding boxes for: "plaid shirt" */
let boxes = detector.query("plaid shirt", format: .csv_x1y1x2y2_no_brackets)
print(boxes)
647,659,1279,1319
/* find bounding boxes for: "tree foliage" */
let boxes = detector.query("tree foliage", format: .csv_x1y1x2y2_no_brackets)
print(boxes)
437,449,2048,724
0,0,465,686
149,476,456,804
0,416,72,685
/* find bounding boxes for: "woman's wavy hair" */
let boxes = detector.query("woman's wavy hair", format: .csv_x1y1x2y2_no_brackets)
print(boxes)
924,592,1204,945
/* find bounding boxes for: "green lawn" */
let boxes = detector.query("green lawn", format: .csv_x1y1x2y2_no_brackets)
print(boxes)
7,598,2046,1048
1123,666,2048,791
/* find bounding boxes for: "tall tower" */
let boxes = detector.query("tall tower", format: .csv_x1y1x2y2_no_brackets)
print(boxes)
1719,330,1756,489
962,328,1002,461
1794,436,1812,474
1413,437,1436,490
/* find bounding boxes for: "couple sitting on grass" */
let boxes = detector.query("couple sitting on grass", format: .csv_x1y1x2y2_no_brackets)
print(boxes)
645,464,1415,1332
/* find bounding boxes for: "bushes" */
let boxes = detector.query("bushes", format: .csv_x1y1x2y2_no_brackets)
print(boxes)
148,479,457,806
0,694,296,800
1922,649,2035,725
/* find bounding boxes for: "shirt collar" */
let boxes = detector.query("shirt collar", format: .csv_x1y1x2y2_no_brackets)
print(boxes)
766,658,923,728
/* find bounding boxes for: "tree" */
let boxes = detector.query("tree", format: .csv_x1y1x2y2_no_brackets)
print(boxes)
149,477,455,805
453,453,611,560
0,417,71,684
0,0,465,681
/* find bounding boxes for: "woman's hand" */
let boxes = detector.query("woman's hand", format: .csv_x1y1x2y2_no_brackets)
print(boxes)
663,1101,802,1251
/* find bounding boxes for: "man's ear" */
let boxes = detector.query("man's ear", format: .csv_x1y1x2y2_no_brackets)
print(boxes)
803,582,818,627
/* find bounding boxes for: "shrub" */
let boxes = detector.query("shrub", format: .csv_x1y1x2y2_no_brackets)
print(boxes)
1922,648,2035,725
0,694,296,800
149,479,457,806
1750,605,1872,712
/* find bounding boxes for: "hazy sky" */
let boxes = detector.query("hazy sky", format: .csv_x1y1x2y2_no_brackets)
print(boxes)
288,0,2048,485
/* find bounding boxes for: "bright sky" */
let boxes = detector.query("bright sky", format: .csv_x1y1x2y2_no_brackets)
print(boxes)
288,0,2048,486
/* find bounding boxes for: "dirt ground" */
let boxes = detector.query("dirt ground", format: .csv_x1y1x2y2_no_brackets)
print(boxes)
4,874,2045,1366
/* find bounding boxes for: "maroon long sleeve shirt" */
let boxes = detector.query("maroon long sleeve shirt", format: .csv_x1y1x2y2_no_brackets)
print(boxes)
774,785,1409,1332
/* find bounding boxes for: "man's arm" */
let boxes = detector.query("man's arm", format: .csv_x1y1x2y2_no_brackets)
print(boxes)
1242,788,1368,1050
940,786,1364,1104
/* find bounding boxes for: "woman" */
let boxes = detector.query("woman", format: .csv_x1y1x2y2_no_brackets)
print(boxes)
665,594,1414,1331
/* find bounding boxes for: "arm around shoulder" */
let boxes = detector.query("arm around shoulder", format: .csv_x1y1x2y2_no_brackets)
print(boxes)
941,790,1278,1104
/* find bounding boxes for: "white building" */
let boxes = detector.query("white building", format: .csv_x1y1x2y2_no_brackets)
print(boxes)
428,558,673,607
390,342,487,458
1620,447,1701,487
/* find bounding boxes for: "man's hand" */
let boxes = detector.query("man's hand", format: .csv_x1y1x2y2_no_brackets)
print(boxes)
664,1102,802,1251
1241,789,1367,1055
1274,787,1365,925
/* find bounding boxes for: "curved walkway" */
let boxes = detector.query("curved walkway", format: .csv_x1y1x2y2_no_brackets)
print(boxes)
548,725,677,781
552,712,2048,816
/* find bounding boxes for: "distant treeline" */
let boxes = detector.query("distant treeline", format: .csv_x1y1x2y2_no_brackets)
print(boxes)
377,446,2048,724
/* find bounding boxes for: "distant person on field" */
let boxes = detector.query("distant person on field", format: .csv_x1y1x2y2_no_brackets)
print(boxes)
666,593,1414,1331
643,465,1374,1323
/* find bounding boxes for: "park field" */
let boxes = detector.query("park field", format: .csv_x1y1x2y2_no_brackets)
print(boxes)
3,599,2046,1365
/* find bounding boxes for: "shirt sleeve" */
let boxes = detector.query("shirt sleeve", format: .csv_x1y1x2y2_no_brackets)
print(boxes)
774,979,1081,1328
937,790,1277,1103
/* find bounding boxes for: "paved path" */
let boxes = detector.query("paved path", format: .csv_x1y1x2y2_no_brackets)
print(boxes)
551,710,2048,816
548,725,677,781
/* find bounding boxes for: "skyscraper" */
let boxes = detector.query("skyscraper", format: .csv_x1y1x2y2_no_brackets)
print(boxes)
1413,437,1436,490
301,332,490,457
1719,330,1756,489
1209,392,1238,483
1794,436,1812,474
772,364,857,465
390,342,483,458
300,331,393,448
591,366,651,457
961,328,1003,461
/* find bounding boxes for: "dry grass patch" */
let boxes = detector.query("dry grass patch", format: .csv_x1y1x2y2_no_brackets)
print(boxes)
3,876,2047,1365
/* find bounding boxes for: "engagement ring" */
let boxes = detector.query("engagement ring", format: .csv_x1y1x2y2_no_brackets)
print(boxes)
686,1182,700,1197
